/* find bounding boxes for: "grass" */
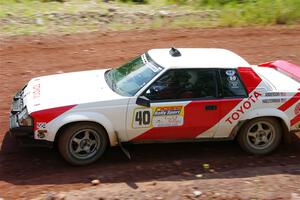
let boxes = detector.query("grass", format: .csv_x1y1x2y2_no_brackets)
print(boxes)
166,0,300,26
218,0,300,26
0,0,109,18
0,0,299,36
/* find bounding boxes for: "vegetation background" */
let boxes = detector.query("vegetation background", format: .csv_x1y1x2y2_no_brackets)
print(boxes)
1,0,300,36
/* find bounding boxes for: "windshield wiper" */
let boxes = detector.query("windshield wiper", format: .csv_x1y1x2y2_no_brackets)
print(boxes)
112,81,117,91
104,69,115,91
107,69,120,93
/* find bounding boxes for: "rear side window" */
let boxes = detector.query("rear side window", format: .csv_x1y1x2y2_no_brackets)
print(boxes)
219,69,247,98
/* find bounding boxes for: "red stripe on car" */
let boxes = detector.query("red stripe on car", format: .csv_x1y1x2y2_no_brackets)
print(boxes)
278,93,300,112
132,99,244,141
31,105,76,130
291,114,300,126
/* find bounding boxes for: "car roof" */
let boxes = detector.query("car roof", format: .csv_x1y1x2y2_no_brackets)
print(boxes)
147,48,250,69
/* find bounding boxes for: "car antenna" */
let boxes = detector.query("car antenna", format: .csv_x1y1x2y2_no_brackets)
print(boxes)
169,47,181,57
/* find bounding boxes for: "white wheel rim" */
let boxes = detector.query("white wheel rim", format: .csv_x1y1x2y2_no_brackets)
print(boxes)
69,128,100,160
246,121,275,150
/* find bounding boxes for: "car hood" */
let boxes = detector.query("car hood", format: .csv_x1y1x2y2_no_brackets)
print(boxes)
22,69,124,113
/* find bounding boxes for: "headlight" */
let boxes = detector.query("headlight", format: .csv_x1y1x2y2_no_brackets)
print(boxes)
17,108,33,126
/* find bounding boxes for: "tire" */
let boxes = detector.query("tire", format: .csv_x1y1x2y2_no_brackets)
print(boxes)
237,117,282,155
58,122,108,165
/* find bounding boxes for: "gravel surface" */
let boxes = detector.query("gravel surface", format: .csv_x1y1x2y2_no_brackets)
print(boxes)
0,26,300,199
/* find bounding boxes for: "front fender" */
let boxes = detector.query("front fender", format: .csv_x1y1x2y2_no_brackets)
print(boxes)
240,108,290,130
47,111,118,146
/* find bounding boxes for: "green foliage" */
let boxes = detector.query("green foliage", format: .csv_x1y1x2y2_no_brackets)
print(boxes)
165,0,300,26
219,0,300,26
119,0,148,4
0,0,299,36
165,0,250,6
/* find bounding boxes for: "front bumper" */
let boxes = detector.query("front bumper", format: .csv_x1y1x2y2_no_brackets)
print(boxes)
9,86,34,138
10,114,33,137
9,88,53,148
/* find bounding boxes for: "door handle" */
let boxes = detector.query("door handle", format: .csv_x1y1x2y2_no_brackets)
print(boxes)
205,105,217,110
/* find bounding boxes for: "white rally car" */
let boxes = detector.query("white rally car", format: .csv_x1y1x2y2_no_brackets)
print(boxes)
10,48,300,165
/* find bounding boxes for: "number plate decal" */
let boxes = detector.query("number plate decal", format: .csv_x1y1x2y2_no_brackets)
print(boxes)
132,106,184,128
132,108,152,128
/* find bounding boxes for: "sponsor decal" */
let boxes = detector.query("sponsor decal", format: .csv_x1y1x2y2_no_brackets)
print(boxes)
227,75,237,82
262,99,281,103
225,91,262,124
132,106,184,128
141,54,148,64
265,92,287,97
153,106,184,127
153,106,182,116
36,122,47,130
225,70,236,76
148,63,161,73
229,81,239,89
226,70,239,88
33,83,41,99
265,92,280,97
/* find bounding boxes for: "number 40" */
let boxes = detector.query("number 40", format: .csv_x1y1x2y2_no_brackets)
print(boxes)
135,110,151,126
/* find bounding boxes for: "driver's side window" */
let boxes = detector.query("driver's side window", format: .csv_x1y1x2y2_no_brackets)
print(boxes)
143,69,217,101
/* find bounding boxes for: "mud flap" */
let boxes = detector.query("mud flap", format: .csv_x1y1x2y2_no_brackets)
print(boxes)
115,131,131,160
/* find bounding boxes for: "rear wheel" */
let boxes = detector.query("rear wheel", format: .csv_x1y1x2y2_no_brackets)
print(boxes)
238,117,282,155
58,122,108,165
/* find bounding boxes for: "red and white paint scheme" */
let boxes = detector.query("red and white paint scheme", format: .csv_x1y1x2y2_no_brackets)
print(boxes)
10,48,300,165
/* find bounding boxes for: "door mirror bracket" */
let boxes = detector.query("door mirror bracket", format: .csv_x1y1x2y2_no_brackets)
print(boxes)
136,96,150,107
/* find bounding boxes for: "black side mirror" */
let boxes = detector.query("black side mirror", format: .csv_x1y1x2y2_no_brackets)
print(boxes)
136,96,150,107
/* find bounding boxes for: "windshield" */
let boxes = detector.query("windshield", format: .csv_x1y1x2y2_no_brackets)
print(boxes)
105,53,163,96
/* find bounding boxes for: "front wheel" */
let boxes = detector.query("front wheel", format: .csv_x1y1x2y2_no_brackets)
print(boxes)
238,117,282,155
58,122,108,165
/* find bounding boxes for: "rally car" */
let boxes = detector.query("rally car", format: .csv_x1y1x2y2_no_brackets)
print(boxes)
10,47,300,165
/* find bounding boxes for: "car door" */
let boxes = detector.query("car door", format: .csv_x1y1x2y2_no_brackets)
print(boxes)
213,68,249,138
126,68,222,142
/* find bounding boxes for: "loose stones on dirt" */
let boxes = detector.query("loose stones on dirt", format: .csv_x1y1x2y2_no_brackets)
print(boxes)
91,179,100,185
193,190,202,197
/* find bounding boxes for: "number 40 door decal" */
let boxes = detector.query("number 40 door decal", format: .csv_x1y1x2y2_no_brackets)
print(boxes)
132,106,184,128
134,109,151,127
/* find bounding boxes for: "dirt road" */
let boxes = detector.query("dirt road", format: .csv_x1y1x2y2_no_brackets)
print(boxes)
0,26,300,199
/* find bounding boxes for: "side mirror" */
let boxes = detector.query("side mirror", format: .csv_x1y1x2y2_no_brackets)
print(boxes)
136,96,150,107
